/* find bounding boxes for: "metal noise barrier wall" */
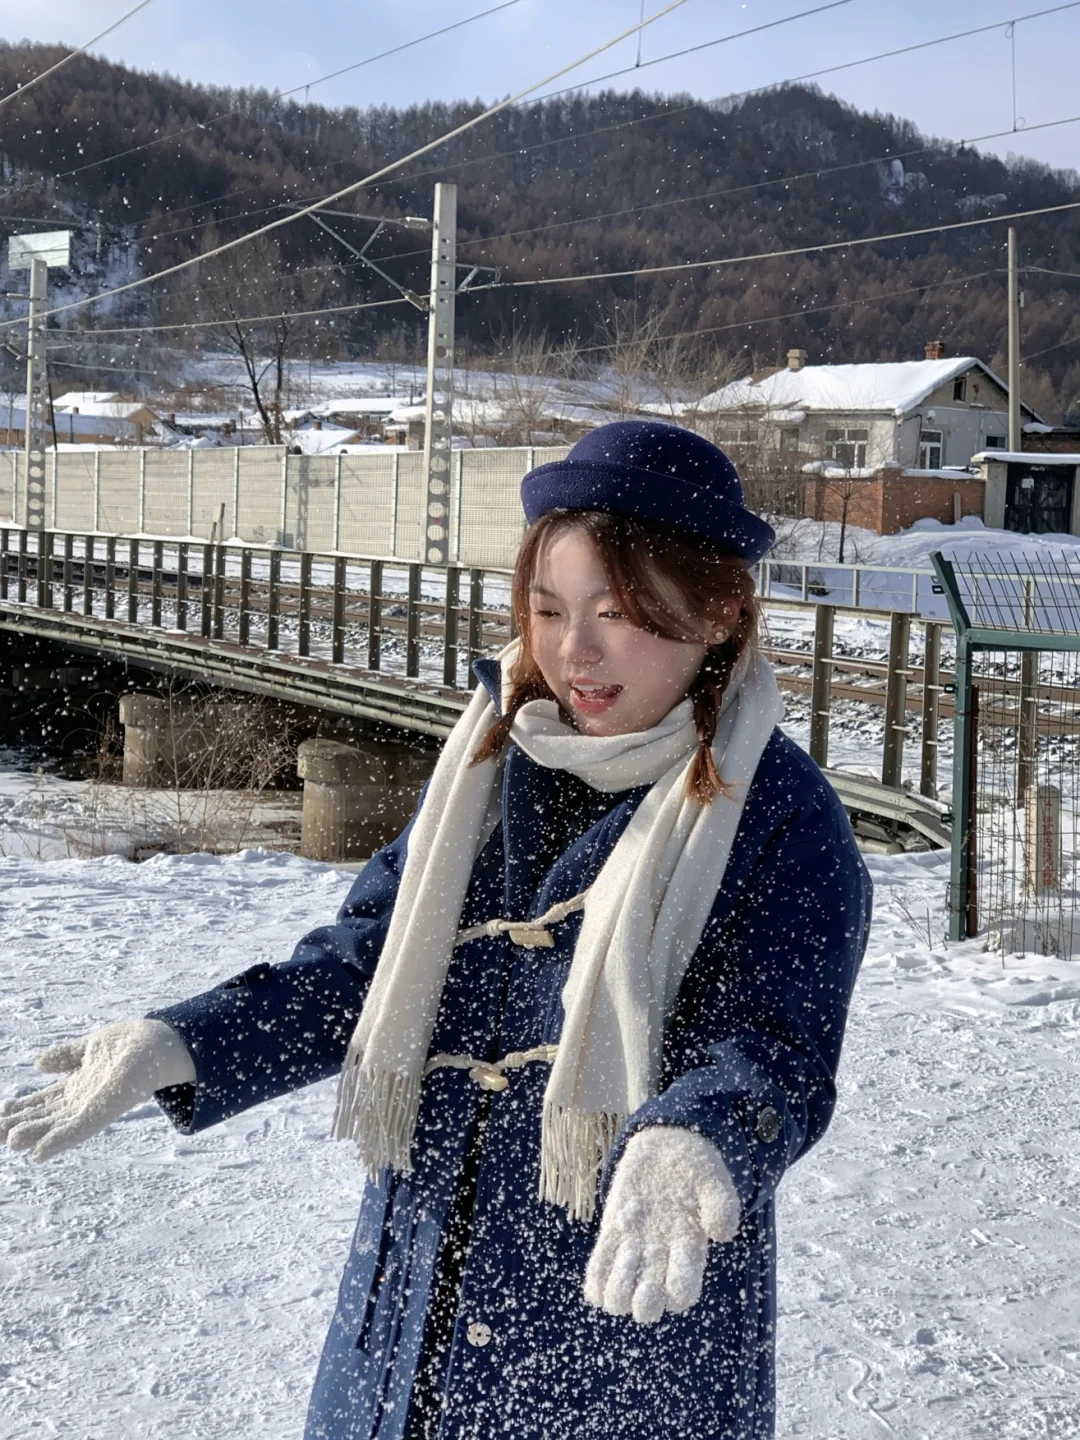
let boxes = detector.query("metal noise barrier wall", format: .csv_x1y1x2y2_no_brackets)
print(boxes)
2,445,569,568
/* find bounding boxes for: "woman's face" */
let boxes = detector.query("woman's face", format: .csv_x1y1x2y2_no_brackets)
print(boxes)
528,527,717,737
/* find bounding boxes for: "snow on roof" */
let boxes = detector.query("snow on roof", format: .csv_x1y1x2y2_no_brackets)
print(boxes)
972,450,1080,465
52,390,121,408
309,396,401,417
53,397,153,421
286,425,361,455
698,357,1026,420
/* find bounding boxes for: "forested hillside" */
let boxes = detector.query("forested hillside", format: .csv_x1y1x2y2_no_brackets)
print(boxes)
1,39,1079,414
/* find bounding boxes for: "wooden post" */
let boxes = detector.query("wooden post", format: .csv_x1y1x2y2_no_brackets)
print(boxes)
16,528,27,602
176,542,188,631
238,547,252,646
468,568,485,662
213,544,226,640
38,529,53,609
331,555,346,664
367,559,383,670
0,529,8,601
297,551,312,657
808,603,834,768
405,563,421,678
200,544,213,638
266,550,281,651
62,533,74,613
83,534,95,616
127,539,139,623
104,536,116,620
151,540,164,627
920,621,942,799
443,565,461,687
881,611,911,790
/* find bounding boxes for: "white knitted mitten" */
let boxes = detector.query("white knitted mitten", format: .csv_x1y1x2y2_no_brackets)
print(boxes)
584,1125,741,1324
0,1019,196,1163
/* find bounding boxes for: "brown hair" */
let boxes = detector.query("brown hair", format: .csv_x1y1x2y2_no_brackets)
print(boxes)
471,510,760,803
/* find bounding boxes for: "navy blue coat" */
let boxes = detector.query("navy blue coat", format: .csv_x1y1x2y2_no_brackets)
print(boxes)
149,660,872,1440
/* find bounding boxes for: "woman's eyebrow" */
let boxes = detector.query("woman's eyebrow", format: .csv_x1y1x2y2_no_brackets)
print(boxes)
530,584,613,600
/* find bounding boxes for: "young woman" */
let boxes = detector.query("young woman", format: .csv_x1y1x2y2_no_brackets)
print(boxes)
1,421,872,1440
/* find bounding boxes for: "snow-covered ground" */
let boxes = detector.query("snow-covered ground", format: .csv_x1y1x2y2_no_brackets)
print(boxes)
3,827,1080,1435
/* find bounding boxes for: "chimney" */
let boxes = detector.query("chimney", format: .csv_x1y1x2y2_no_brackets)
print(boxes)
925,340,947,361
787,348,807,372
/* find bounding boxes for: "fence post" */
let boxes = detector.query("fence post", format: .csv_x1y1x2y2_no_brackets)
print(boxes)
49,451,57,530
366,560,382,670
405,563,421,677
138,450,147,534
390,451,400,556
62,532,73,612
1018,577,1037,806
16,529,27,603
266,550,281,651
176,541,188,631
10,453,17,525
38,529,53,609
213,544,226,640
280,451,289,546
0,529,7,601
82,534,94,616
186,451,195,535
920,620,942,798
809,604,834,768
333,453,343,552
151,540,163,627
93,451,101,532
443,565,461,687
881,611,911,789
238,547,252,646
468,568,485,662
297,551,312,656
200,544,213,637
127,539,139,623
232,447,241,540
947,634,976,941
104,536,116,619
331,555,346,663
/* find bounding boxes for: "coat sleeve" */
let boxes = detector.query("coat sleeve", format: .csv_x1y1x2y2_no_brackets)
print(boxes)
144,810,418,1135
602,771,872,1222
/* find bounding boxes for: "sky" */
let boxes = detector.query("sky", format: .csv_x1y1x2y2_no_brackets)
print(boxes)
0,0,1077,175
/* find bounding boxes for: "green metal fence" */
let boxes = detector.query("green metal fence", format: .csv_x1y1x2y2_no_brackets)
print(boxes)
932,549,1080,955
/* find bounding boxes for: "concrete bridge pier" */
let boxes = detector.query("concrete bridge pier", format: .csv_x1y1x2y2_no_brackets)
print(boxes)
297,739,431,862
118,693,275,788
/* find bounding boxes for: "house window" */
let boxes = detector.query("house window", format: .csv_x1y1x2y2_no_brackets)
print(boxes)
824,427,868,469
953,377,967,402
985,434,1006,449
918,429,944,469
779,428,800,452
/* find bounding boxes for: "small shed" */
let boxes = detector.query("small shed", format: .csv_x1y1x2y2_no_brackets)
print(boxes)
975,450,1080,536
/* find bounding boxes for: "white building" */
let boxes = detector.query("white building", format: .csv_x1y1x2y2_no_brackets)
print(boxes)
691,345,1040,473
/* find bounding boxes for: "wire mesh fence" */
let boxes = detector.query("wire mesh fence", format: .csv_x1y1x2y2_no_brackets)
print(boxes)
933,550,1080,957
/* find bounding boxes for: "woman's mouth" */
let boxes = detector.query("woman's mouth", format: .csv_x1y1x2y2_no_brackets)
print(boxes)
568,681,624,715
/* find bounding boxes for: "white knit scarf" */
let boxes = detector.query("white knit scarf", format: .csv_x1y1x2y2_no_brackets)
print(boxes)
332,643,784,1221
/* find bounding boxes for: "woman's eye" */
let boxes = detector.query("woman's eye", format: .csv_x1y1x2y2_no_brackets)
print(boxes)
599,609,626,621
531,608,559,619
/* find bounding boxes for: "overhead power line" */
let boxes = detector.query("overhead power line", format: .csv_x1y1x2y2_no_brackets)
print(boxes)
0,0,155,110
45,0,526,186
48,294,410,338
466,198,1080,293
530,0,1080,106
0,0,693,333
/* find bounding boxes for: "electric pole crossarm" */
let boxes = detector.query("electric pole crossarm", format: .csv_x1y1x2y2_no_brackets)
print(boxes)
303,211,428,311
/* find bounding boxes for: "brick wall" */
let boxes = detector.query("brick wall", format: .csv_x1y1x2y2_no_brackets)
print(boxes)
804,466,985,533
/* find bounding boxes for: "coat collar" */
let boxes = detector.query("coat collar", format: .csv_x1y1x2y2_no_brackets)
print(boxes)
472,656,503,714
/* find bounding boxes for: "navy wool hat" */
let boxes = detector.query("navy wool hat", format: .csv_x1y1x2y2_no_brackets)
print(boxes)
521,419,775,562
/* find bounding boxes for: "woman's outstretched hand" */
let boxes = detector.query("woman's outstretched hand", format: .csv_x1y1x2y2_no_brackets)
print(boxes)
584,1125,741,1325
0,1019,196,1163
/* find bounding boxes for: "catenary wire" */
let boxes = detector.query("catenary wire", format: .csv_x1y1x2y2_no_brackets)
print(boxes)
0,0,694,333
41,0,527,186
464,198,1080,292
0,0,155,110
528,0,1080,105
47,294,411,337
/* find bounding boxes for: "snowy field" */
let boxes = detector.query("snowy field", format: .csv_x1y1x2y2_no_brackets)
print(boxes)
3,832,1080,1435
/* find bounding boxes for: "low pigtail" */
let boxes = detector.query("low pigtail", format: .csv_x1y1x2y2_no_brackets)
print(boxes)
685,595,759,805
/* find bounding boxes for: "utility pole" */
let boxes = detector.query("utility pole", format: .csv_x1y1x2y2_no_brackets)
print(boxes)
7,229,72,531
1008,225,1022,453
421,182,457,565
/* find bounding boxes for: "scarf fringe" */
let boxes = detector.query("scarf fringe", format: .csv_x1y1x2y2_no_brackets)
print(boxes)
332,1055,421,1180
539,1101,625,1224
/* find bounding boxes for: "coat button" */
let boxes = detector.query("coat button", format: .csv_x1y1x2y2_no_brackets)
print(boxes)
466,1321,492,1348
755,1105,782,1143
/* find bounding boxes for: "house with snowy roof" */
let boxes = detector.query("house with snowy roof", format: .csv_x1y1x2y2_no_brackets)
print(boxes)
693,343,1037,475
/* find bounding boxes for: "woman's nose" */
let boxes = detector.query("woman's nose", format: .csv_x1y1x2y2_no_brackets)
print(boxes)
561,618,603,665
